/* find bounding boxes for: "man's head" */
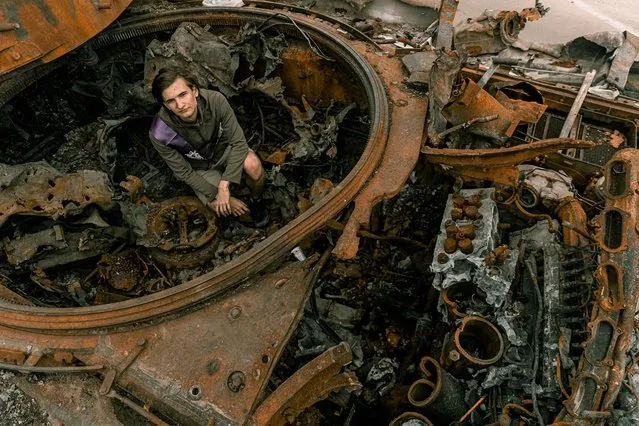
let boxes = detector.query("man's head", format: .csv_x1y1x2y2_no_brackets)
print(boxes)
152,67,200,122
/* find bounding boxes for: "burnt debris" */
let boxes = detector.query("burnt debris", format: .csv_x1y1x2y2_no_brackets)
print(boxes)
0,1,638,426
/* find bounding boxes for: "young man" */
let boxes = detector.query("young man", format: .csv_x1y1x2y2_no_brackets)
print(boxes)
149,67,268,225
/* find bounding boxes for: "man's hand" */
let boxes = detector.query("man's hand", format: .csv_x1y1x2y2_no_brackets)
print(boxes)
209,197,249,217
212,180,231,216
209,181,250,217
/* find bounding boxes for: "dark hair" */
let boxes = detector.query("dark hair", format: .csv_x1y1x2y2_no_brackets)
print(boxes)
151,66,199,104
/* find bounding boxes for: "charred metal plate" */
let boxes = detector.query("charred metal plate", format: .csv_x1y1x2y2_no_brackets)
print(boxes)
0,259,317,425
0,162,113,226
0,0,133,75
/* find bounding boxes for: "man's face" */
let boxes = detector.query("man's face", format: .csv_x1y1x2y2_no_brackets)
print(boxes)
162,77,199,122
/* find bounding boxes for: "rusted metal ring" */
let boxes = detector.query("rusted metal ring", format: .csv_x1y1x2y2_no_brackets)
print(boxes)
453,315,504,367
389,412,433,426
0,7,390,333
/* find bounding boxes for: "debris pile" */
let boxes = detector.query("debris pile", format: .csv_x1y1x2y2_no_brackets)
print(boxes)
0,1,638,426
0,18,369,307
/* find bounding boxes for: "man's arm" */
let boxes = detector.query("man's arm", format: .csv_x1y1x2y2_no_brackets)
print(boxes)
149,135,218,202
215,93,249,185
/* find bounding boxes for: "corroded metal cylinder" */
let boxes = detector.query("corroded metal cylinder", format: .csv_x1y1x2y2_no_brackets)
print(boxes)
407,357,469,423
389,412,433,426
446,316,504,369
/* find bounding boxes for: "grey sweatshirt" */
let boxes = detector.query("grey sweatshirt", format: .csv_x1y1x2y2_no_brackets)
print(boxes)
149,89,249,202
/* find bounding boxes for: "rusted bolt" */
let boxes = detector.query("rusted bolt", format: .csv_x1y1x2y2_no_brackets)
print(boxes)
451,208,463,221
458,239,474,254
228,306,242,320
188,384,203,400
227,371,246,393
467,194,482,207
452,195,465,208
437,253,449,264
11,51,21,61
444,238,457,254
449,349,460,362
459,225,475,240
445,225,459,238
207,360,219,375
444,219,454,227
463,205,479,219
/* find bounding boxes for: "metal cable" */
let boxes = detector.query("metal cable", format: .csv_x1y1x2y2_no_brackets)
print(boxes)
254,13,334,61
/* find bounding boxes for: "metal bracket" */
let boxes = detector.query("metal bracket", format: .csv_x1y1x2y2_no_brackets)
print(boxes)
99,338,147,395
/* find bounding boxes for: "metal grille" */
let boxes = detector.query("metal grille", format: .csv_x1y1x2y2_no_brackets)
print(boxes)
528,112,634,167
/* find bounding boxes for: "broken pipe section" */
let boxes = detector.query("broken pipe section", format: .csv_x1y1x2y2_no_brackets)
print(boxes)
407,356,469,423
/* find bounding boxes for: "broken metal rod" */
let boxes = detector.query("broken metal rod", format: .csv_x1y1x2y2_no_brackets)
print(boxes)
0,362,104,373
106,390,170,426
460,395,487,423
559,70,596,138
433,114,499,144
325,219,429,249
476,64,499,89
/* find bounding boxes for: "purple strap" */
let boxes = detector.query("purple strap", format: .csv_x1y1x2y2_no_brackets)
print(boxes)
150,115,213,160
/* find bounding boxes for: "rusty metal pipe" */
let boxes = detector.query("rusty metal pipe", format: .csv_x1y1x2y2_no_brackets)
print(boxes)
448,316,504,368
408,356,468,422
0,362,104,373
560,149,639,423
556,197,590,247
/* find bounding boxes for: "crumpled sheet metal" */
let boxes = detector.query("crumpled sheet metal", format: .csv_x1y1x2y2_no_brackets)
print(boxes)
441,78,545,142
435,0,460,50
494,89,547,124
606,31,639,89
401,50,438,86
427,49,466,144
145,22,241,98
279,47,350,106
555,149,639,425
248,342,360,425
0,0,133,75
332,45,427,259
0,260,344,426
3,227,66,266
454,8,543,56
423,138,597,187
0,162,113,226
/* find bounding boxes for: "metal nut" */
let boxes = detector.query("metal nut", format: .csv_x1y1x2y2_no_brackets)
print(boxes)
227,371,246,393
444,238,457,254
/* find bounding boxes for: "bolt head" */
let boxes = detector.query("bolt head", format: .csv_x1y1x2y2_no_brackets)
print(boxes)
228,306,242,320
